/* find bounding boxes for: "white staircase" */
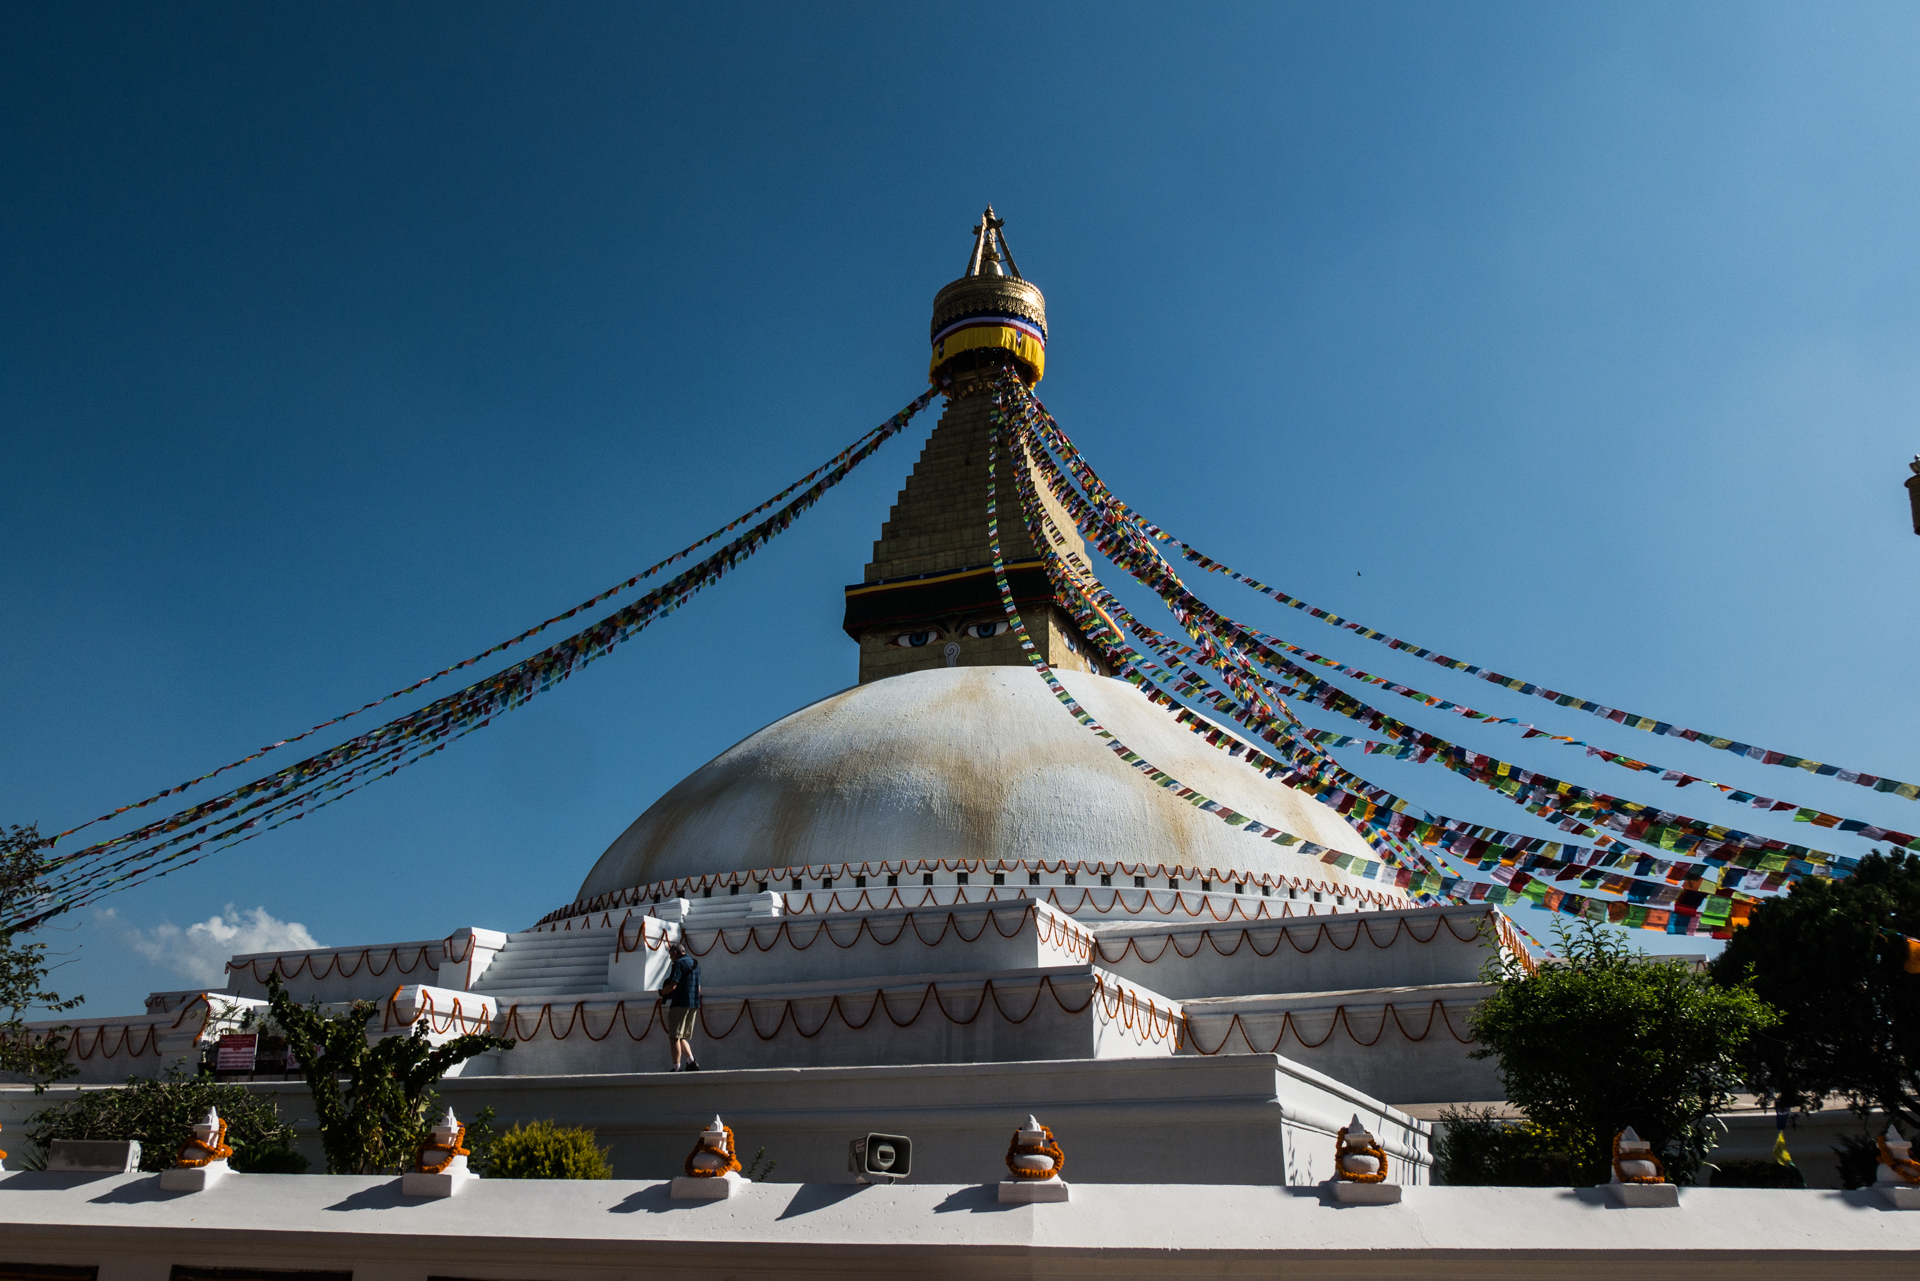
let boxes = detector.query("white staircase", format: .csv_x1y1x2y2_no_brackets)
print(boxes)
470,926,620,999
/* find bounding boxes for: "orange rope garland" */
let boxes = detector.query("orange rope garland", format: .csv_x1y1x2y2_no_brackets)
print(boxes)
1005,1123,1066,1181
414,1123,470,1175
1878,1133,1920,1185
1333,1124,1388,1184
684,1123,741,1179
1612,1131,1667,1184
175,1117,233,1169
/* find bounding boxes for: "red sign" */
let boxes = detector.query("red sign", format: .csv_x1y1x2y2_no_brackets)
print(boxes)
215,1033,258,1071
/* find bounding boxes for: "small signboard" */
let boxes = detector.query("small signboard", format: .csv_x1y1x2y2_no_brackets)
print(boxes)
215,1033,258,1072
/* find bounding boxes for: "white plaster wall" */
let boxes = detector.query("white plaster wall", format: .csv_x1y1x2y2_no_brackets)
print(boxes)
479,965,1180,1076
1089,903,1498,1000
223,929,506,1006
681,900,1094,990
4,1053,1423,1186
1182,984,1500,1105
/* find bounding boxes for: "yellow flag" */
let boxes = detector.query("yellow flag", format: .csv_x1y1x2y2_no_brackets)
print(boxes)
1772,1130,1793,1167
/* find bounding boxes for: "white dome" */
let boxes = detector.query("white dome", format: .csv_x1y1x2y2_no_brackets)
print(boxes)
572,667,1384,906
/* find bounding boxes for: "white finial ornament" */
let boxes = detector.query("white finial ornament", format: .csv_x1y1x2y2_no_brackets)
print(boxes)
159,1104,233,1191
1001,1113,1068,1202
673,1114,745,1199
1329,1112,1399,1203
1605,1125,1677,1206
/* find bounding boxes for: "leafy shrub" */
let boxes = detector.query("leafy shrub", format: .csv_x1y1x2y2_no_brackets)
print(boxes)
1834,1131,1885,1190
1708,1157,1805,1188
1470,919,1778,1185
484,1119,613,1179
1433,1106,1573,1186
27,1068,306,1172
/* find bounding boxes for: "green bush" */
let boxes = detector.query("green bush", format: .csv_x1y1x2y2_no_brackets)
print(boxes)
1432,1106,1573,1186
1469,919,1778,1186
1708,1157,1805,1188
484,1119,613,1179
27,1068,307,1173
1834,1131,1885,1190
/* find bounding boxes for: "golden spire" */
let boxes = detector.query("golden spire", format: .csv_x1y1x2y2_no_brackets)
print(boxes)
930,206,1047,392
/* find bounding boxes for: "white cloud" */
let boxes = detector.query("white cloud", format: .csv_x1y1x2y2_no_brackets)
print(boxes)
124,906,322,986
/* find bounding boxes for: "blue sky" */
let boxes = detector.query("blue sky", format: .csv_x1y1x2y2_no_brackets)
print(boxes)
6,3,1920,1016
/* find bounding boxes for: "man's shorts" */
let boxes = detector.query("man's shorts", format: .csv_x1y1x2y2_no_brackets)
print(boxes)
663,1005,698,1038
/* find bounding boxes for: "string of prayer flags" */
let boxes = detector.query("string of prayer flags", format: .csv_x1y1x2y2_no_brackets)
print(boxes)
52,390,938,849
1135,520,1920,805
18,389,937,931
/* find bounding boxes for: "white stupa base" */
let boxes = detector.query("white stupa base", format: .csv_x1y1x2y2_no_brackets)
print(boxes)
673,1171,744,1200
1605,1181,1679,1207
401,1168,477,1198
1329,1179,1401,1204
999,1177,1069,1203
159,1160,231,1192
1878,1182,1920,1209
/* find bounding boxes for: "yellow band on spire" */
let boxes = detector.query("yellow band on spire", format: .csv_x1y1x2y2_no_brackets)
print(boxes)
930,320,1046,384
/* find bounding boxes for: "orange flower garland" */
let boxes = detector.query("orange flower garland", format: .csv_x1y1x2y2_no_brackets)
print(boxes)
1878,1133,1920,1185
1611,1131,1666,1185
1333,1124,1388,1184
1004,1123,1066,1181
685,1123,741,1179
414,1122,470,1175
175,1117,233,1169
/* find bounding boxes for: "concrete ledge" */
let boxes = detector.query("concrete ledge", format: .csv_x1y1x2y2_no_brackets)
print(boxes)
1605,1181,1680,1207
1,1172,1916,1281
1882,1183,1920,1209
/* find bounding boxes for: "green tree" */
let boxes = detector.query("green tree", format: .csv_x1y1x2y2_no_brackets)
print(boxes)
485,1119,614,1179
1710,851,1920,1135
1,824,81,1091
265,971,513,1174
26,1066,306,1172
1432,1106,1572,1186
1468,918,1778,1185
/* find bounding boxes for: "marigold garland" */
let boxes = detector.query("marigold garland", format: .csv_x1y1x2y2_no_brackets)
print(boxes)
1005,1123,1066,1181
1333,1124,1387,1184
414,1122,470,1175
1611,1131,1666,1184
685,1123,741,1179
175,1116,233,1169
1878,1133,1920,1185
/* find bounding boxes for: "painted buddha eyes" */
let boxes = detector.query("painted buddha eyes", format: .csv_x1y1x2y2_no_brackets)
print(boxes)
893,630,943,648
893,621,1008,648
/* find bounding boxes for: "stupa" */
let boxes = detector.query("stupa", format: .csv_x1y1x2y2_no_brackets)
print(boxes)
17,210,1521,1184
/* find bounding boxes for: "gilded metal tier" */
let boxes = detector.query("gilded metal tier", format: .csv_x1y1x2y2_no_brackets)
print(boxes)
930,273,1047,342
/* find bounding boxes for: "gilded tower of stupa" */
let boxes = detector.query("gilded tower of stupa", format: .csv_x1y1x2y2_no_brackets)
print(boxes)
842,208,1098,683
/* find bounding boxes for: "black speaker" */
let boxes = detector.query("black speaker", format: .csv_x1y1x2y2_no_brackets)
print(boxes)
848,1132,912,1183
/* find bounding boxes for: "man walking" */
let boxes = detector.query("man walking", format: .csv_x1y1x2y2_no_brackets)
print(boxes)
660,939,702,1071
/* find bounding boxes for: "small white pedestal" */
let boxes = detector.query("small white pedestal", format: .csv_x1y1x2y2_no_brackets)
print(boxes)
401,1169,476,1198
1879,1183,1920,1209
999,1178,1069,1203
1329,1180,1401,1204
672,1171,744,1200
1604,1181,1679,1207
159,1160,231,1192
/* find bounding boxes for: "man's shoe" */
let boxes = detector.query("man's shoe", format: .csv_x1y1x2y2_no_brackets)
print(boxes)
684,1061,701,1071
